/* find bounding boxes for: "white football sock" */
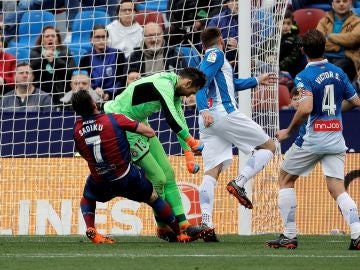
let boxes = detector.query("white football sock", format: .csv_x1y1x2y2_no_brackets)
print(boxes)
235,149,274,187
336,192,360,239
199,175,217,228
278,188,297,239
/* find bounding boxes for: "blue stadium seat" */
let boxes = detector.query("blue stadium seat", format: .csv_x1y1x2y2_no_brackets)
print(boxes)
69,47,88,66
176,46,201,68
5,47,31,63
13,11,56,47
353,8,360,16
304,3,331,11
69,10,111,52
136,0,168,12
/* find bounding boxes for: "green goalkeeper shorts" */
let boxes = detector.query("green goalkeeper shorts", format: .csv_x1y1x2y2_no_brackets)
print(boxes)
126,131,150,162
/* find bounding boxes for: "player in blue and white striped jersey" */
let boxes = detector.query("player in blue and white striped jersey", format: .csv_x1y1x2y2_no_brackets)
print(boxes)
195,27,277,240
266,29,360,250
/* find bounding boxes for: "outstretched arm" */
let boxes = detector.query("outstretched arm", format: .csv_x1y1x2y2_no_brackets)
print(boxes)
136,122,156,138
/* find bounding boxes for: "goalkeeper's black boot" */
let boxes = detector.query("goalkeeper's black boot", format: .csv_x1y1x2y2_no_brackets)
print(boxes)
156,226,178,242
200,223,219,242
349,235,360,250
226,180,253,209
266,234,298,249
177,223,214,243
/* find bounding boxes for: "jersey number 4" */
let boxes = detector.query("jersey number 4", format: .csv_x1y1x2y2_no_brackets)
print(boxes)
322,84,336,115
85,135,104,163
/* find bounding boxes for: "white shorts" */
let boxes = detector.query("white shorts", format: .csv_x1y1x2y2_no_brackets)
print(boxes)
281,144,345,179
200,110,270,172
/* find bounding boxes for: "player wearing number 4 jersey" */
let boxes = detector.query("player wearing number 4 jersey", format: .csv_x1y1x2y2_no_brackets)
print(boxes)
266,29,360,250
104,68,214,242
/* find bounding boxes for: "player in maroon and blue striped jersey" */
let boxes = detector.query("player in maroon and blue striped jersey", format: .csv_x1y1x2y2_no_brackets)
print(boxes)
72,90,209,243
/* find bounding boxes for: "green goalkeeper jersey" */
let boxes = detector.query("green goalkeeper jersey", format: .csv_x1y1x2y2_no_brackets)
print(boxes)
104,72,191,148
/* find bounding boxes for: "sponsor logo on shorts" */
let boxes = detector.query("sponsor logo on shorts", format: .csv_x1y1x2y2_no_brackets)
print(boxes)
178,182,201,225
207,98,213,108
313,119,342,132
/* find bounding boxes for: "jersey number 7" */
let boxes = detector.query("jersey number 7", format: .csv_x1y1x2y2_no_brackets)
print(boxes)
85,135,104,163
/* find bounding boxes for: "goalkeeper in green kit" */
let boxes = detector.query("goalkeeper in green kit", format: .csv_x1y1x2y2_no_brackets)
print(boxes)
104,67,213,242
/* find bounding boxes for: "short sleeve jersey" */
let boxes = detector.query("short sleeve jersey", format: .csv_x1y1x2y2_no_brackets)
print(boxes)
73,113,138,182
294,59,357,153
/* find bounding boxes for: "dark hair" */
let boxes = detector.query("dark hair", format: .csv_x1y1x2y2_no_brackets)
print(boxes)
201,27,222,48
178,67,206,89
16,61,31,68
71,90,95,117
116,0,136,16
35,26,63,49
301,29,325,59
90,25,108,39
284,9,294,21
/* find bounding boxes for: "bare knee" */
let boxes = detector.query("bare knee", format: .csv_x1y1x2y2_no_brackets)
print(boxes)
326,177,346,200
205,163,223,179
279,169,298,189
257,139,276,153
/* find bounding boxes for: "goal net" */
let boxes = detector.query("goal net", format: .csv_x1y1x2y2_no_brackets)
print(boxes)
1,0,358,237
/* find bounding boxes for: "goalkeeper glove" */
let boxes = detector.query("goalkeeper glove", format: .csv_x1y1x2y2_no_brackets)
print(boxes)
185,136,204,153
184,150,200,174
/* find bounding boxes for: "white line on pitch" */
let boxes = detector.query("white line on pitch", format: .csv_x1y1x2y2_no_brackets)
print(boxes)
0,254,358,258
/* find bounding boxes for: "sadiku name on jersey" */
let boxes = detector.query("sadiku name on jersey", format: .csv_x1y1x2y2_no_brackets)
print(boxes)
78,119,104,136
313,119,342,132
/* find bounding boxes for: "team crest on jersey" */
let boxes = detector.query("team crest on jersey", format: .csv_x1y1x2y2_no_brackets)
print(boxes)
296,82,304,89
207,52,217,63
131,149,139,158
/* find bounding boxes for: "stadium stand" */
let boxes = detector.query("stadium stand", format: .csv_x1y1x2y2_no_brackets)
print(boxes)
135,10,165,29
67,10,111,62
135,0,168,12
5,47,31,63
175,45,201,68
293,8,326,36
8,10,56,48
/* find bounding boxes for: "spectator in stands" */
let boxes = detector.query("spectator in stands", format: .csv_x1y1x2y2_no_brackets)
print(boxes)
128,22,183,76
79,25,127,101
287,87,300,110
279,9,303,80
117,70,141,95
291,0,332,10
0,33,16,95
317,0,360,82
30,26,76,106
106,0,143,58
1,62,52,112
206,0,239,67
60,70,103,110
81,0,120,19
3,0,79,42
166,0,222,46
126,71,141,86
183,94,197,111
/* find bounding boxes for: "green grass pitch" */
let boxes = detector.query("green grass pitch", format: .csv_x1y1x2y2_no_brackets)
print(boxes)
0,235,358,270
